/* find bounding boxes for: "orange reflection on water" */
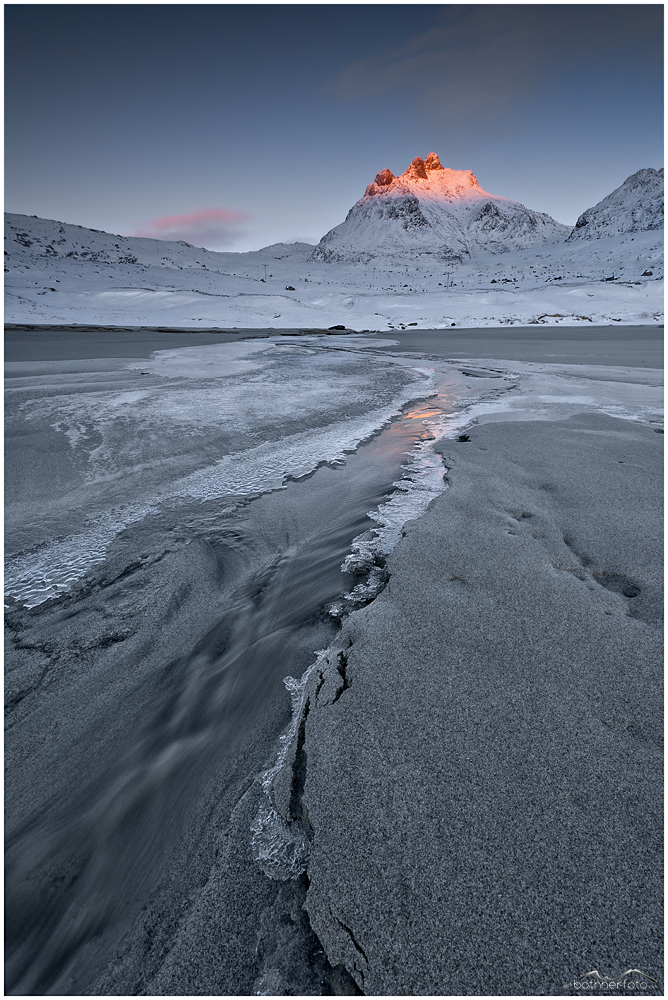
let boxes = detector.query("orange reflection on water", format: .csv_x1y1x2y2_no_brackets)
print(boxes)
403,402,445,421
397,400,447,443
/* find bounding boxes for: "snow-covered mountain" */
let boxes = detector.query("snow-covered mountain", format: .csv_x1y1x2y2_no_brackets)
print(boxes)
4,161,663,330
247,241,315,260
312,153,570,263
567,168,663,241
4,213,233,271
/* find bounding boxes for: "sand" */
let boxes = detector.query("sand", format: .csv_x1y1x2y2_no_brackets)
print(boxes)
300,413,663,995
4,356,435,994
5,324,663,995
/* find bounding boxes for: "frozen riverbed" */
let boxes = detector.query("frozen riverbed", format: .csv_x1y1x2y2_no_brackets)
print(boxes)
5,335,438,607
7,327,661,609
4,325,663,994
6,329,473,994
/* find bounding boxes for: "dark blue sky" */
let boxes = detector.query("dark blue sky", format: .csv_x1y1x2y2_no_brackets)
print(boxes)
5,4,664,250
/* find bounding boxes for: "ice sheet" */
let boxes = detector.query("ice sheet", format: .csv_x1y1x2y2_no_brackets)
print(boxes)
5,342,437,606
5,339,662,609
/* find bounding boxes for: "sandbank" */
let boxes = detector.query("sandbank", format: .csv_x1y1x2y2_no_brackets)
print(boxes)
301,412,663,995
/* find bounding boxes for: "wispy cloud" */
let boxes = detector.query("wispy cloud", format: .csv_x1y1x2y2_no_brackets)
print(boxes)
130,207,251,250
335,10,542,122
334,6,660,127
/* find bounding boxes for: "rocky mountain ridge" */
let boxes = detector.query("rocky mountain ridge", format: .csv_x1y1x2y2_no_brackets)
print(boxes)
312,155,663,264
4,162,663,330
567,167,663,241
312,153,570,263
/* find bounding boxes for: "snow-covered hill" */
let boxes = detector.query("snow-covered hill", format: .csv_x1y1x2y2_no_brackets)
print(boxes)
312,153,569,263
4,162,663,330
568,168,663,241
4,212,245,273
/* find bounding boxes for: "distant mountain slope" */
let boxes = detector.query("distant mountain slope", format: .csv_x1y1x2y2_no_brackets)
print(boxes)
247,242,316,260
567,168,664,241
312,153,570,263
4,212,235,271
4,192,662,330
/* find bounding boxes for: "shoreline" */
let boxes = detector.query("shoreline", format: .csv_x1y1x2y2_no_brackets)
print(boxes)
4,364,454,994
297,411,663,995
6,324,664,370
5,328,663,994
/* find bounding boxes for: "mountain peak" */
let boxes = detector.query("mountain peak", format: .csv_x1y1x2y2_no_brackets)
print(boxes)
365,167,395,197
567,166,664,240
363,153,481,201
404,153,448,178
424,152,444,172
315,153,569,263
405,156,428,181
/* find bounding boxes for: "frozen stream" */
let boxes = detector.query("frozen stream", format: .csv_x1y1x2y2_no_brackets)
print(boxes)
5,334,474,994
4,329,662,994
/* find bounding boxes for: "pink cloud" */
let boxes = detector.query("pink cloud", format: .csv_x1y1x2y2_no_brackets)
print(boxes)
130,207,251,250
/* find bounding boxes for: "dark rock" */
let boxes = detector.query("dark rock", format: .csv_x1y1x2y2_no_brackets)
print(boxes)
424,152,444,172
405,157,428,181
374,168,395,187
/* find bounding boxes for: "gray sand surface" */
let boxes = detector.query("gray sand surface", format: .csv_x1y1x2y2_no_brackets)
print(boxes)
5,323,662,995
300,413,663,995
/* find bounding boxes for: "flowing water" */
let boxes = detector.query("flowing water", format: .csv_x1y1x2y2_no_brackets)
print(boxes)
8,326,654,993
5,383,458,995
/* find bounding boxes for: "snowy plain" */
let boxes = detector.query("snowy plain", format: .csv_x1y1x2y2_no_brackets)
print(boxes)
4,212,663,331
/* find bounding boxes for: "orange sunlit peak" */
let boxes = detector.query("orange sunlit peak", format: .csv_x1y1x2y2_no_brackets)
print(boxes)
364,153,482,200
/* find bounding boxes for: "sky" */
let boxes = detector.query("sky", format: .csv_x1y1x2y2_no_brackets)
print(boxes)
5,3,664,252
